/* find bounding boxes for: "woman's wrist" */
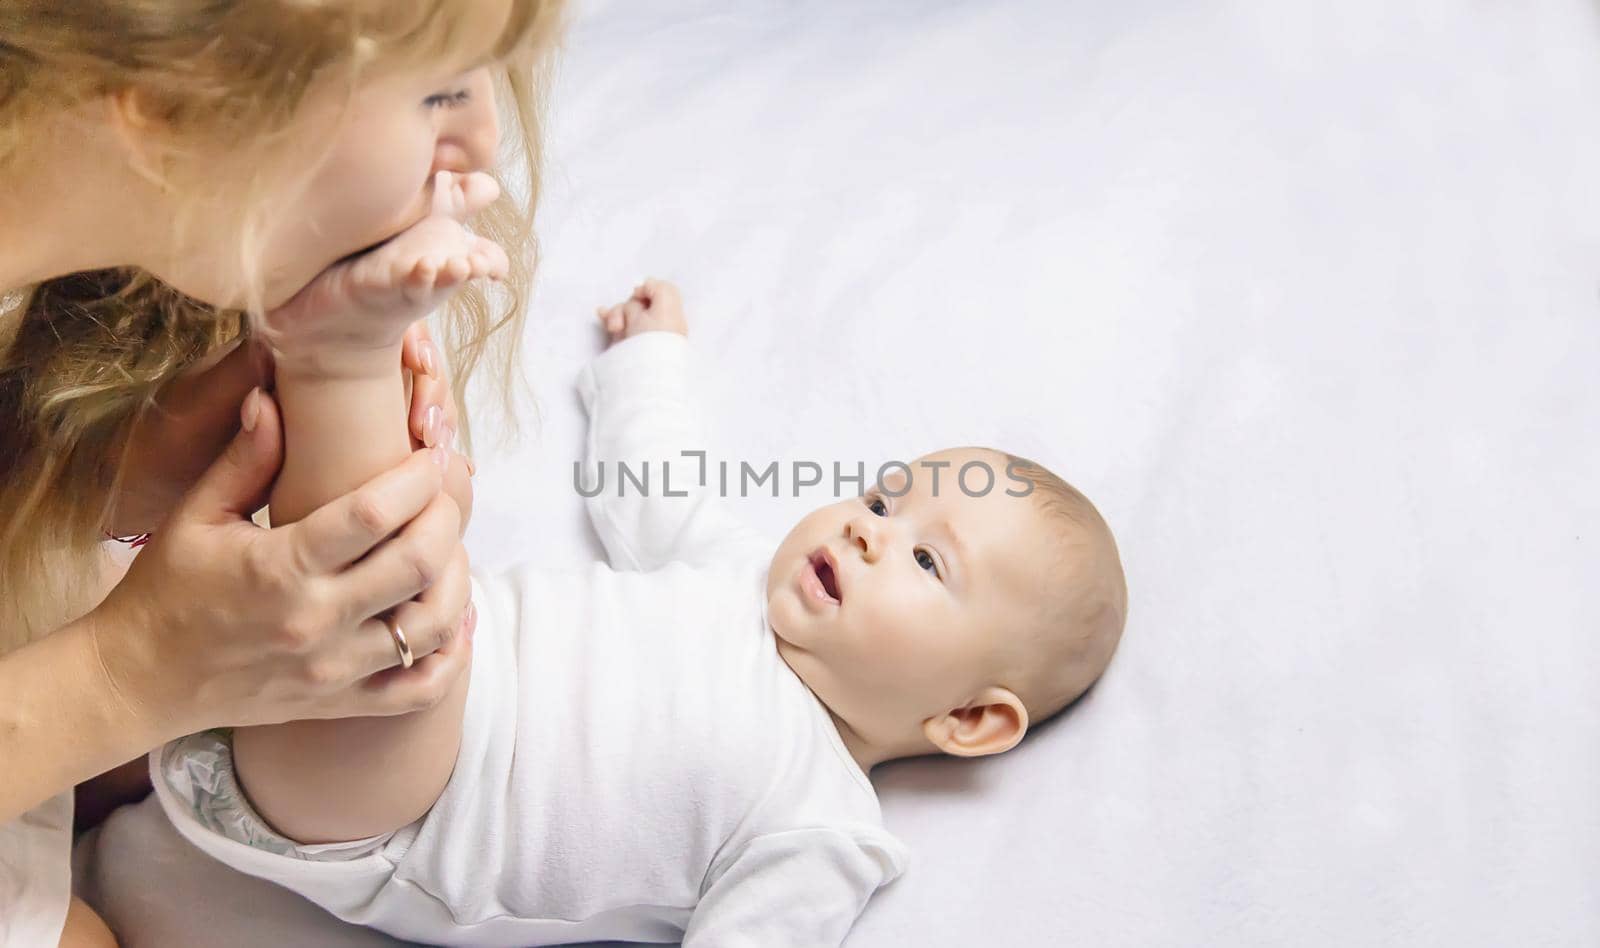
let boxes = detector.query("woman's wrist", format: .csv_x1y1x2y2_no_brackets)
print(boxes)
0,612,170,823
71,600,183,749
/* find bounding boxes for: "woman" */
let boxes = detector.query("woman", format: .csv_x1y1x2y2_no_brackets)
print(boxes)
0,2,564,943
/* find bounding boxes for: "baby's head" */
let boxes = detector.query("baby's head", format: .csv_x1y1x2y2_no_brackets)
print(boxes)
766,447,1127,768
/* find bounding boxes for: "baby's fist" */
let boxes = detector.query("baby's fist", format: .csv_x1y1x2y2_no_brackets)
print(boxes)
596,278,687,344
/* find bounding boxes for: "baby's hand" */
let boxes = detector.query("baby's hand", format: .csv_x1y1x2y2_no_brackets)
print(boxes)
267,171,509,376
596,278,687,345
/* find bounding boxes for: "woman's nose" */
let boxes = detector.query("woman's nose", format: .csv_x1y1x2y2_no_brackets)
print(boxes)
434,72,501,175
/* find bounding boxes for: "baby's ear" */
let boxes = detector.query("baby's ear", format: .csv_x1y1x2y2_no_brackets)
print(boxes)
922,687,1029,758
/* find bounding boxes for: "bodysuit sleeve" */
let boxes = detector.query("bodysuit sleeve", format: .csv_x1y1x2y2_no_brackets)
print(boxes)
682,826,906,948
576,331,768,570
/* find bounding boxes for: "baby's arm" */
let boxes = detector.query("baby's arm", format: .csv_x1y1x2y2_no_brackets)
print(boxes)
230,172,506,844
683,829,903,947
580,280,768,570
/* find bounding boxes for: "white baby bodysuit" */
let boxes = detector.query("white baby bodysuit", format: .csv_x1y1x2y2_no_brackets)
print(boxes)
153,332,907,947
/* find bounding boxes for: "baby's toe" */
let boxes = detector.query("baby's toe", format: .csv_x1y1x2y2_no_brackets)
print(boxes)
407,257,439,289
458,172,501,217
471,236,510,279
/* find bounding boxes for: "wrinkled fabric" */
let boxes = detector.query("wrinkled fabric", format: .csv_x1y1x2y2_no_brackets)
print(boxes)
0,793,72,948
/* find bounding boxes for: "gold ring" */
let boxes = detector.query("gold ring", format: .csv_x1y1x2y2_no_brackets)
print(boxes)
386,616,415,670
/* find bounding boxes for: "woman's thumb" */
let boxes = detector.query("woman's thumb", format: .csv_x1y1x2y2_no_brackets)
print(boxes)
183,388,284,524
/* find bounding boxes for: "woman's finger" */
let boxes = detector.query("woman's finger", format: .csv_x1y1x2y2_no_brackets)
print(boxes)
341,561,468,683
442,449,473,529
402,323,438,378
178,388,284,526
335,490,461,622
290,449,444,574
410,372,457,449
384,546,471,663
358,629,473,717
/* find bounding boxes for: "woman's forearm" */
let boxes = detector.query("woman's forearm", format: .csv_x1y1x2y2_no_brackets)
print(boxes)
0,615,165,824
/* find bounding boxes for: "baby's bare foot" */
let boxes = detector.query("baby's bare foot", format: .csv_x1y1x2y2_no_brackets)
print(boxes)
267,171,509,369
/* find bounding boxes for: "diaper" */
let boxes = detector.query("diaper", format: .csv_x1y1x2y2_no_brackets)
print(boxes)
157,732,391,862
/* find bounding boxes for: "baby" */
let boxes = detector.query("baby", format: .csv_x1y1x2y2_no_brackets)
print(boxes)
153,184,1128,946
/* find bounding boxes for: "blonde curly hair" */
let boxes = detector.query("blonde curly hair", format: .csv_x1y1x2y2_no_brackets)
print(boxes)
0,1,567,650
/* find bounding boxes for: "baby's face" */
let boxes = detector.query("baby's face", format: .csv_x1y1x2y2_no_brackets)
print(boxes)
766,448,1050,752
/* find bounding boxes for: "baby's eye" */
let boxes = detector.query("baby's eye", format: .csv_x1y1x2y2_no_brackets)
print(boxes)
915,548,940,577
424,89,472,110
866,497,888,517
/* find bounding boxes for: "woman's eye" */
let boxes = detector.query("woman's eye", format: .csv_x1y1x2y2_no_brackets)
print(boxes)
424,89,472,110
915,548,940,577
867,498,888,517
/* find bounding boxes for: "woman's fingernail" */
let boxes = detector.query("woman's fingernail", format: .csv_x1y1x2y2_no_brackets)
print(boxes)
419,341,438,377
241,388,261,433
424,405,443,447
432,444,450,472
465,456,477,477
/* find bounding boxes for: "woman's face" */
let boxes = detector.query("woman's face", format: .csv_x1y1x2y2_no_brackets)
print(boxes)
258,62,504,308
156,6,510,310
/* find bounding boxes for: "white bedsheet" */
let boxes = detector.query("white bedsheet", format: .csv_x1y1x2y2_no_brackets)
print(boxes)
80,0,1600,944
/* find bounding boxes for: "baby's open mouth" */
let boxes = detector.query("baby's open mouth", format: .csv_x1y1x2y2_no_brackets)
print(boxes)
808,549,842,604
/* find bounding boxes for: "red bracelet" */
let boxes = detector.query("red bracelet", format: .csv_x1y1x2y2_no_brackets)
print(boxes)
105,532,152,549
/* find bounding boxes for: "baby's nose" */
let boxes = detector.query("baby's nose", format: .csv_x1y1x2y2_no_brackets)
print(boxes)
845,518,879,560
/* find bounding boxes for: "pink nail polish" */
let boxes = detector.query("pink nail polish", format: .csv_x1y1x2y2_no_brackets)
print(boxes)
240,388,262,433
420,341,438,377
424,405,442,447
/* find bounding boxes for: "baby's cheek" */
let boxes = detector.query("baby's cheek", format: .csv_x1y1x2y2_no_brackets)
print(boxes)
857,601,921,666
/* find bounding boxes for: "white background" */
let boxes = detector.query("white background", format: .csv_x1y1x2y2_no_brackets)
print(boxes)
84,1,1600,944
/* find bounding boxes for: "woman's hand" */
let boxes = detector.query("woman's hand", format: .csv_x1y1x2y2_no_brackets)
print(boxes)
90,389,474,738
403,322,474,532
111,336,270,537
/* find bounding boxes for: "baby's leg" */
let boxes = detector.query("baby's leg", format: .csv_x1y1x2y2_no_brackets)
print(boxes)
233,360,468,842
231,175,501,843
